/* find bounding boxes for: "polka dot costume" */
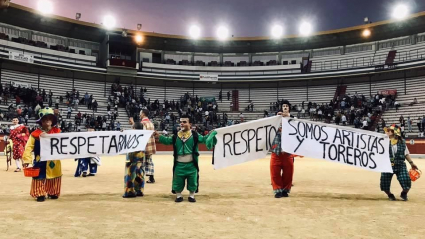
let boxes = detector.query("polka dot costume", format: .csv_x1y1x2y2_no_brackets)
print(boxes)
9,125,29,160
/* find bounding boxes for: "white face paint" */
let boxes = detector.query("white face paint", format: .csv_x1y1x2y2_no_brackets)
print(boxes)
282,104,290,114
180,118,191,131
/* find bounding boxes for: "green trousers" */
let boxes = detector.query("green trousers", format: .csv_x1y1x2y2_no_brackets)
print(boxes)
173,162,198,193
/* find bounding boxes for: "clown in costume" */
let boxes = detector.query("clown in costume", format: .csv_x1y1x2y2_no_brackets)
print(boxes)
74,156,101,177
270,101,295,198
380,124,419,201
9,115,29,172
157,115,215,203
123,122,146,198
23,107,62,202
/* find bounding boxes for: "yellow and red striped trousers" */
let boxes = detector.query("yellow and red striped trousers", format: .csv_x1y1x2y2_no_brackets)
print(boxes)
30,177,62,198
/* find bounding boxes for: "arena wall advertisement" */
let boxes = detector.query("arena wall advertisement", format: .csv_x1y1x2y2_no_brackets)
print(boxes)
8,52,34,63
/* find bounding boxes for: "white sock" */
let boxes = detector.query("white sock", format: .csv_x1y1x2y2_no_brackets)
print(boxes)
176,192,182,198
189,192,195,198
15,159,21,169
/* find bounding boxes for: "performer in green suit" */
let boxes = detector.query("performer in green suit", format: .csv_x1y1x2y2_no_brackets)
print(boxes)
157,114,215,203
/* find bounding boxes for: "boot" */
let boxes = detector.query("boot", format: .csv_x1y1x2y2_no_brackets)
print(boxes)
36,196,45,202
147,175,155,183
387,194,396,201
400,192,408,201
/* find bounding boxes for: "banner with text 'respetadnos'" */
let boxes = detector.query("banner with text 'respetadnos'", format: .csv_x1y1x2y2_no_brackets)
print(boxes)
40,130,154,161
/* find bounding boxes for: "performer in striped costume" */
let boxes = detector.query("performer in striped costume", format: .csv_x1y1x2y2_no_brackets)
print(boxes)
23,107,62,202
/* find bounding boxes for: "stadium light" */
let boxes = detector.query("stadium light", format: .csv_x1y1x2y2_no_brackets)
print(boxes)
189,25,201,39
299,21,312,36
37,0,53,15
216,26,229,41
364,17,369,24
135,34,143,44
392,4,409,20
103,15,116,30
362,29,371,37
271,24,284,39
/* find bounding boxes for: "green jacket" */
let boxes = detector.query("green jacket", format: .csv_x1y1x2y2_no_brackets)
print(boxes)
159,131,216,163
159,130,216,193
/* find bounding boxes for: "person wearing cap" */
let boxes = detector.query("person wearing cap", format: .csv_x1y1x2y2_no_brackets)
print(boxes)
381,124,419,201
22,107,62,202
270,100,295,198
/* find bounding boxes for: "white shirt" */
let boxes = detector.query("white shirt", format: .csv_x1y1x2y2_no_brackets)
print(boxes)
342,115,347,122
362,121,368,127
205,111,209,116
391,144,410,156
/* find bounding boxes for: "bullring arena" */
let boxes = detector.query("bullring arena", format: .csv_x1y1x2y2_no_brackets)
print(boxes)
1,0,425,238
0,154,424,238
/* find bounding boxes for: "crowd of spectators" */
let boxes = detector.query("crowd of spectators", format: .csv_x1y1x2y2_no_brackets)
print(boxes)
267,91,397,132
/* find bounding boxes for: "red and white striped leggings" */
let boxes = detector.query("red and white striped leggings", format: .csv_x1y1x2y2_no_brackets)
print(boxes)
30,177,62,198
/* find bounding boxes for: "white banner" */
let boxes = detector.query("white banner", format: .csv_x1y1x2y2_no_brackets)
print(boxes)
9,52,34,63
200,75,218,81
10,80,32,89
281,118,393,173
40,130,154,161
213,116,281,170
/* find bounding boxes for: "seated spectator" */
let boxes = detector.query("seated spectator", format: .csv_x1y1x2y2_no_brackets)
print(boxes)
410,97,418,106
361,118,368,130
341,114,347,125
394,101,400,112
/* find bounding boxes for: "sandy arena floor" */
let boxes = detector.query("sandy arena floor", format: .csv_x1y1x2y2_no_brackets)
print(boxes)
0,154,424,239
